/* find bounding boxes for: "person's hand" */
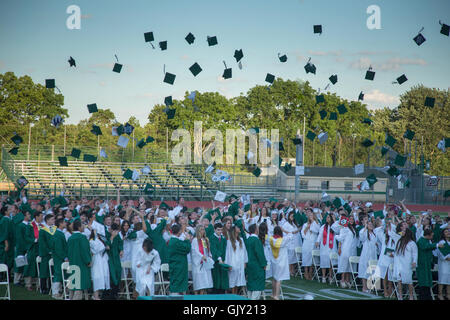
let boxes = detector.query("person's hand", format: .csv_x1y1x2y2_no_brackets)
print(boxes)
137,264,141,268
146,268,151,275
411,262,416,269
202,255,207,262
338,247,341,255
315,242,319,248
120,251,124,258
438,243,445,248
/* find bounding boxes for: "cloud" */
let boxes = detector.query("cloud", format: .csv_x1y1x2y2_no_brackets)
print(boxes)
99,81,106,87
308,50,342,56
378,58,427,71
364,89,400,106
356,50,394,56
180,55,190,60
349,57,372,70
133,93,153,99
216,76,246,84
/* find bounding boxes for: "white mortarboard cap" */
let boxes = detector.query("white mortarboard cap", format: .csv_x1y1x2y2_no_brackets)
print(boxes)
112,127,119,136
100,149,108,158
141,165,151,175
117,135,129,148
365,202,373,208
214,190,227,202
354,163,364,175
132,169,140,181
318,132,328,145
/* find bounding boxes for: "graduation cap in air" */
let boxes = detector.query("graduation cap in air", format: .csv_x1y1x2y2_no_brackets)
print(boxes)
187,91,197,105
163,65,176,85
205,161,216,174
124,122,134,135
394,74,408,85
166,108,176,120
207,35,218,46
143,183,155,195
329,112,337,121
283,163,292,173
9,147,19,155
329,74,338,85
292,137,302,145
313,25,322,34
51,115,63,128
112,55,122,73
45,79,55,89
306,130,316,141
70,148,81,159
366,173,378,187
365,67,375,81
444,190,450,198
424,97,435,108
11,134,23,146
164,96,173,107
361,139,374,148
68,56,76,67
117,135,129,148
252,166,262,177
144,31,155,48
319,110,327,120
146,136,154,143
159,41,167,51
87,103,98,113
141,165,151,175
116,124,125,136
250,127,259,134
362,118,373,125
387,166,400,177
316,94,325,104
279,139,285,151
304,58,316,74
318,131,328,145
222,61,232,79
123,168,133,180
413,27,426,46
440,21,449,36
404,129,415,140
394,154,407,167
189,62,203,77
136,138,147,149
385,134,397,148
337,104,347,114
234,49,244,63
265,73,275,84
185,32,195,44
381,146,389,156
278,53,287,63
373,210,384,219
91,125,102,136
58,156,68,167
83,154,97,163
358,91,364,101
100,149,107,159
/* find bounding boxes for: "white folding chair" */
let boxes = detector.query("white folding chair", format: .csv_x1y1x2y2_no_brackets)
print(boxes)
348,256,361,291
388,264,399,299
154,269,166,295
61,262,70,300
36,256,41,292
119,261,133,300
311,250,321,282
48,258,54,296
367,260,380,295
187,263,194,294
0,264,11,300
329,252,339,287
294,247,303,279
159,263,170,294
431,264,439,300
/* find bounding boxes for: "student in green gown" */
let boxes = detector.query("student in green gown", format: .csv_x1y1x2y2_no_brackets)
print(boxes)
38,214,56,294
245,223,267,300
23,211,43,291
106,222,123,300
5,206,15,272
416,229,444,300
51,218,68,299
167,223,192,295
14,209,31,286
208,222,230,293
0,207,10,267
146,209,169,264
67,219,91,300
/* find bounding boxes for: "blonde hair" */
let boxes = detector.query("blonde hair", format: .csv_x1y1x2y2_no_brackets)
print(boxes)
195,224,210,252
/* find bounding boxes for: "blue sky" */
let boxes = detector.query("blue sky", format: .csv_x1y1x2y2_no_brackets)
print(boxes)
0,0,449,125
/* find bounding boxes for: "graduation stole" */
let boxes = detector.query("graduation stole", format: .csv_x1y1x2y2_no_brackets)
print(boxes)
323,225,334,249
439,241,450,257
269,235,283,259
42,225,57,236
198,238,205,255
31,221,41,239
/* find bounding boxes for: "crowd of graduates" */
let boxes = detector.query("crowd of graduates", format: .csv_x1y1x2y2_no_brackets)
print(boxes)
0,187,449,301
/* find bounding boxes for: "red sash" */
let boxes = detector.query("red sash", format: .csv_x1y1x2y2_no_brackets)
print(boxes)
273,234,281,239
323,225,334,249
198,238,205,255
31,221,40,239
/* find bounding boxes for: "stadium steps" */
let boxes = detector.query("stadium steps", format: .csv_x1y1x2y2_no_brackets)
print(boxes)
165,165,203,201
185,164,217,194
98,166,120,189
74,165,98,189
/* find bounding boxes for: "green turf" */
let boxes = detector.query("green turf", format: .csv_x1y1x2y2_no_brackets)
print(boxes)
1,284,55,300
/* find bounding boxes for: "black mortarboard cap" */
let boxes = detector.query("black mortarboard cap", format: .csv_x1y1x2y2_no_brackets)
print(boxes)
413,33,426,46
252,167,262,177
404,129,415,140
316,94,325,104
385,134,397,148
91,125,102,136
319,110,327,120
164,72,176,85
329,112,338,121
387,166,400,177
365,69,375,81
83,154,97,163
166,108,176,120
424,97,435,107
11,134,23,145
68,56,76,67
113,63,122,73
70,148,81,159
223,68,232,79
265,73,275,84
337,104,347,114
292,137,302,145
136,138,147,149
9,147,19,155
306,131,316,141
124,122,134,135
146,136,154,143
396,74,408,84
46,79,55,89
207,36,218,46
278,54,287,63
440,22,449,36
159,41,167,51
116,124,125,136
58,156,68,167
313,25,322,34
189,63,202,77
304,62,316,74
144,32,154,43
143,183,155,195
87,103,98,113
185,32,195,44
234,49,243,62
164,96,173,107
358,91,364,101
361,139,374,147
394,154,407,167
329,74,338,85
123,168,133,180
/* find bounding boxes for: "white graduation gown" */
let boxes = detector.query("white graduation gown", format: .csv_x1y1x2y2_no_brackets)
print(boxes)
437,240,450,285
131,230,149,282
282,221,302,264
393,241,418,284
135,248,161,296
225,239,248,288
121,232,133,264
301,221,320,267
316,224,338,268
269,237,290,281
335,227,357,273
89,238,110,292
357,228,378,279
263,235,273,279
190,238,213,291
375,226,397,280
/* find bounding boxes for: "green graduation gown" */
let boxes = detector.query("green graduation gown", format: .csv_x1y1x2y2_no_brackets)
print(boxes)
294,210,307,227
67,232,91,290
146,219,168,264
106,234,123,286
6,216,15,270
38,226,55,278
416,237,437,287
167,236,191,293
208,233,229,290
0,215,9,265
245,235,267,291
15,221,32,273
23,223,39,278
52,229,67,283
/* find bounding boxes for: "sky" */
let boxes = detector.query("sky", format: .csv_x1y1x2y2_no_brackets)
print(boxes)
0,0,449,125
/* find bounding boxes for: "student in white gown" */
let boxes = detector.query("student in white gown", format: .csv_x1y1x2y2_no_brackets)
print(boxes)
119,220,132,279
89,229,110,300
267,210,280,237
335,215,358,288
269,226,290,300
130,221,149,283
393,228,418,300
281,211,301,276
301,210,320,280
437,227,450,300
190,225,214,294
135,238,161,297
225,224,248,295
358,220,379,292
315,213,337,284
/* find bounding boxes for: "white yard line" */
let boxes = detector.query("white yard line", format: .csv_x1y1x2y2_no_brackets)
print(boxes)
280,284,339,300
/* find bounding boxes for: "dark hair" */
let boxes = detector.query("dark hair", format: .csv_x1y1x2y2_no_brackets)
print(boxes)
423,229,433,237
34,211,43,219
273,226,283,237
287,211,299,228
120,220,130,235
72,219,82,231
111,223,120,231
55,218,65,228
396,228,414,255
142,238,154,253
258,223,268,245
44,214,54,223
248,223,257,234
171,223,181,235
214,222,223,230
